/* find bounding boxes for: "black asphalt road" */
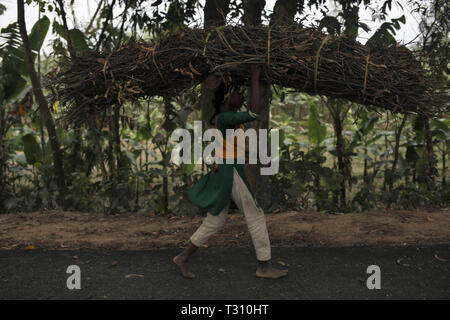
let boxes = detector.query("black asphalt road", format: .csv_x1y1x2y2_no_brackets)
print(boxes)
0,245,448,300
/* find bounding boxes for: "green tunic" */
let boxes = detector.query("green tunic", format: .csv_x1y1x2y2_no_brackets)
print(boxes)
186,110,260,216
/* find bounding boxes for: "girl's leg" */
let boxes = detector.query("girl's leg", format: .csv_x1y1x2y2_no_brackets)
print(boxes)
173,204,230,278
190,205,230,248
231,169,287,279
173,242,198,279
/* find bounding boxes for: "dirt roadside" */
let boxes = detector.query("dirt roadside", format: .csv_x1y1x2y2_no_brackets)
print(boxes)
0,207,449,250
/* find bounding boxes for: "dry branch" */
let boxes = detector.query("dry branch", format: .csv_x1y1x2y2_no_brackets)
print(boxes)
47,24,440,124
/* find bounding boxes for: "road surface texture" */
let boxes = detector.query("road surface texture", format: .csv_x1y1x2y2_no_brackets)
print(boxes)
0,245,448,300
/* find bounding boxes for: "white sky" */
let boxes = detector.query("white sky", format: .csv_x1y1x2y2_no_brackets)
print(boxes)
1,0,423,52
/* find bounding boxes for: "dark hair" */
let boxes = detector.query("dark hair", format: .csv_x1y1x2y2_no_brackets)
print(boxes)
209,82,227,126
208,82,244,126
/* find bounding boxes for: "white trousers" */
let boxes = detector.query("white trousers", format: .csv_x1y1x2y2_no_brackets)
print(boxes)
190,169,271,261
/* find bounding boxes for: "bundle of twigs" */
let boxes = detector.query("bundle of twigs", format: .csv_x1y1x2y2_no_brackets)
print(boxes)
48,24,438,124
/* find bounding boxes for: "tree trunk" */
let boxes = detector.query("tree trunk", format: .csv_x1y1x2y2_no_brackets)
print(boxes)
204,0,230,27
69,128,82,174
17,0,67,207
333,108,346,206
424,117,436,187
112,106,122,178
56,0,83,193
0,107,6,206
270,0,297,26
243,83,272,209
201,0,231,130
442,142,447,187
387,114,407,208
86,0,104,34
162,97,173,215
327,99,350,208
242,0,266,25
382,134,388,191
117,0,130,47
56,0,75,56
363,143,368,185
95,0,116,51
389,114,407,193
242,0,302,210
88,117,108,183
241,0,273,210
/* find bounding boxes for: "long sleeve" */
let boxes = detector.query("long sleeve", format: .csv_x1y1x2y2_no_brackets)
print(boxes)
218,110,260,127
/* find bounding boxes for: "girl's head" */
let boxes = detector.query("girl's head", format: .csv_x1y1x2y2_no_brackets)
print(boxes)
210,82,244,125
227,89,244,110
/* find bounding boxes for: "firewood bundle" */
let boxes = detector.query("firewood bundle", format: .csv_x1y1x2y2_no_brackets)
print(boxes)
47,24,440,124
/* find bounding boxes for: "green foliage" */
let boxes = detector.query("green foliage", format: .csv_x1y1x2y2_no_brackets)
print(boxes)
1,0,448,215
28,15,50,54
366,15,405,48
0,3,6,16
411,0,449,80
268,145,340,212
306,102,327,147
267,89,448,213
21,133,42,165
52,21,89,53
319,16,341,35
342,5,359,40
0,16,49,103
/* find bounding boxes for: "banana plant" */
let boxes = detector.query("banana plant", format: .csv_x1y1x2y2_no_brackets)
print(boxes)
306,101,327,148
0,16,50,105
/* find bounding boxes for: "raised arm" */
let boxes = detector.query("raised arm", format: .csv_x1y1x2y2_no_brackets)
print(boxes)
217,66,263,127
249,65,262,114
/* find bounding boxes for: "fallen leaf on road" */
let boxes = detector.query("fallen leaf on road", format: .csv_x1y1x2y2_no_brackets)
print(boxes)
434,252,448,262
111,261,118,266
278,261,287,267
125,274,144,278
218,268,225,272
24,245,35,250
427,216,434,222
356,277,366,283
72,255,78,260
248,286,256,290
396,258,410,267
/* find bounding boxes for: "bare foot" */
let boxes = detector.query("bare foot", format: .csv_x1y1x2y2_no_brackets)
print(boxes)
256,263,288,279
173,255,196,279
